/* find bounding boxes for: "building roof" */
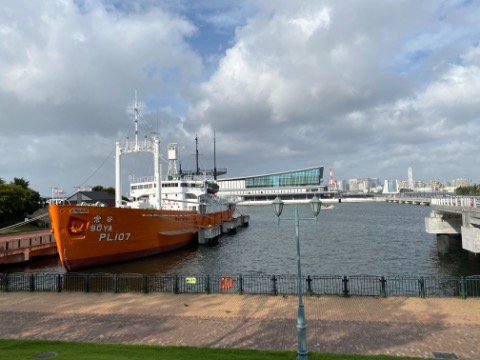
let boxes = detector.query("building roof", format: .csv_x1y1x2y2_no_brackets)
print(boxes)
66,191,115,202
217,165,324,182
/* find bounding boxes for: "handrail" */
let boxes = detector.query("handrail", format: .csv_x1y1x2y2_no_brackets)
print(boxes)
0,213,50,232
431,196,480,208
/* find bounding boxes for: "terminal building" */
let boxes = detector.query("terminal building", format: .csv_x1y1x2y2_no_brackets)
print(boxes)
216,166,328,203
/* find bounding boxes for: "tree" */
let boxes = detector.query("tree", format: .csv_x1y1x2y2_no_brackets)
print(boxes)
92,185,115,196
455,185,480,196
0,184,23,218
92,185,129,201
0,178,41,225
13,177,30,189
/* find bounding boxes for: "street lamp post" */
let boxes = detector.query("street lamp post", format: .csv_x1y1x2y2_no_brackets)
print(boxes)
272,196,321,360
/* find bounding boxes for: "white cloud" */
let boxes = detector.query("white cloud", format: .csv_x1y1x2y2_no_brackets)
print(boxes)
185,0,480,182
0,0,200,108
288,5,331,37
1,0,480,195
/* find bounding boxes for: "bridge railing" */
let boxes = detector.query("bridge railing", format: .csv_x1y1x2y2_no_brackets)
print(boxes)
431,196,480,208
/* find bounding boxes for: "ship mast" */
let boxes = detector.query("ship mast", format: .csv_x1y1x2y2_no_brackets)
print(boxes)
115,91,161,209
134,90,139,147
195,135,200,175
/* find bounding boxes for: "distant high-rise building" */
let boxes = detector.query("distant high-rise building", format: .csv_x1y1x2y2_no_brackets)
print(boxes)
453,178,473,187
408,167,414,189
398,180,408,190
383,179,400,194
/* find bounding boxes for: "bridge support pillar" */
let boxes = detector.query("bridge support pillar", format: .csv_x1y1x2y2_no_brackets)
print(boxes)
461,226,480,253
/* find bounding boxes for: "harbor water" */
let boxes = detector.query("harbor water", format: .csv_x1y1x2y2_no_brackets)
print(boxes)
6,202,480,276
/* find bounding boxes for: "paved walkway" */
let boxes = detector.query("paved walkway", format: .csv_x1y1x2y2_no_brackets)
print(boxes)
1,292,479,359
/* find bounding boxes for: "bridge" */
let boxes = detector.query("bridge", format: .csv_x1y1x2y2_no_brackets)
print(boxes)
425,196,480,254
385,196,431,205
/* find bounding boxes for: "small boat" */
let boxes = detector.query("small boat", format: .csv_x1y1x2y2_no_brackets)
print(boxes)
49,94,237,271
322,204,335,210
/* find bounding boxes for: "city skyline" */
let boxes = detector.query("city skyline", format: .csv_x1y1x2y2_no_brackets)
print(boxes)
43,166,475,198
335,175,475,193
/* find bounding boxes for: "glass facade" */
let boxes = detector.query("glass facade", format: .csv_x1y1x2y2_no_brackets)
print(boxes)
245,167,323,188
383,179,399,194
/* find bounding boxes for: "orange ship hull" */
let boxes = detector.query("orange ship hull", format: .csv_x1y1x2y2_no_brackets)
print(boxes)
49,205,235,271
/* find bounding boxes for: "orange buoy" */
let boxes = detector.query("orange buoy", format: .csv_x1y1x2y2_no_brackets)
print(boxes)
220,275,234,290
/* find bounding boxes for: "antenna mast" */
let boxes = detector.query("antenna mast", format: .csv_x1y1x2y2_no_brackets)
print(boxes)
195,135,199,175
134,90,139,148
213,131,217,180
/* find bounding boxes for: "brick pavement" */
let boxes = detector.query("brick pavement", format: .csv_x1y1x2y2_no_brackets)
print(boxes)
1,292,479,359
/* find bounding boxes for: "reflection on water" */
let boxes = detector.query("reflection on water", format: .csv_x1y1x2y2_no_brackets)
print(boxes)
434,248,480,277
84,245,201,275
3,202,480,276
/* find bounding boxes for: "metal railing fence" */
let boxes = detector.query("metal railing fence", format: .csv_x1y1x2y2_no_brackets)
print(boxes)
1,273,480,298
431,196,480,208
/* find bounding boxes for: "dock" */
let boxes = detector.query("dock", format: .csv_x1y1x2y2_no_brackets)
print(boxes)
0,230,57,266
198,214,249,245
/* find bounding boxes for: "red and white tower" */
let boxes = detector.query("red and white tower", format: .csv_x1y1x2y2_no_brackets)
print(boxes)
328,167,337,191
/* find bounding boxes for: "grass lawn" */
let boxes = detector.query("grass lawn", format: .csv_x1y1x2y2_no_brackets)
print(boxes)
0,339,423,360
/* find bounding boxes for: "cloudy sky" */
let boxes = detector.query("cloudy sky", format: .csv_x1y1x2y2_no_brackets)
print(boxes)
1,0,480,197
